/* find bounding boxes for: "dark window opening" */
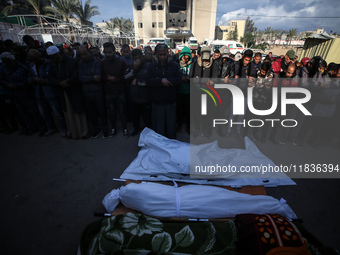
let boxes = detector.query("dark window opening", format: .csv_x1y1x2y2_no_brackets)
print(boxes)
151,5,156,10
169,0,187,13
158,5,163,10
137,5,142,10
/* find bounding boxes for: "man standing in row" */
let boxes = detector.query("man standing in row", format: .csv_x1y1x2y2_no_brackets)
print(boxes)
27,49,67,137
101,42,129,138
48,46,88,139
146,44,181,139
78,45,109,138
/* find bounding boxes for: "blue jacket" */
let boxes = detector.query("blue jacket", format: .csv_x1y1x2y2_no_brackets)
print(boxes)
0,62,31,98
0,64,9,95
120,55,133,67
28,59,59,99
146,59,182,105
78,55,102,95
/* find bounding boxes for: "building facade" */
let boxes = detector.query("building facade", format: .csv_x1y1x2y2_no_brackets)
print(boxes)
132,0,217,47
215,20,246,43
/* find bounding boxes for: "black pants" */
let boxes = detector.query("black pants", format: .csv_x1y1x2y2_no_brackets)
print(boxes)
12,95,45,132
132,101,151,130
0,94,18,129
105,92,127,130
84,91,108,133
176,93,190,129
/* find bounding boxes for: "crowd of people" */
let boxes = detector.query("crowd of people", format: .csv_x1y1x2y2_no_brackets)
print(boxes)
0,35,340,149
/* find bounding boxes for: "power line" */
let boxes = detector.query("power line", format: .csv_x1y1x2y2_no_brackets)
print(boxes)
170,4,340,19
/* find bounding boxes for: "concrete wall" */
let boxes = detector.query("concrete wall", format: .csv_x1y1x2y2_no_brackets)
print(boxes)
191,0,217,43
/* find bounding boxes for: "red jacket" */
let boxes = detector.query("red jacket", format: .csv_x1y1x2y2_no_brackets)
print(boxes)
272,58,283,76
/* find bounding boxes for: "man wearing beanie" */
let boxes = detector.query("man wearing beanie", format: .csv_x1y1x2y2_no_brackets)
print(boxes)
272,49,296,75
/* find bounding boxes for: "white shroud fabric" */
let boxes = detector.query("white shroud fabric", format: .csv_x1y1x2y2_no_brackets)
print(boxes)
103,182,297,220
119,128,295,187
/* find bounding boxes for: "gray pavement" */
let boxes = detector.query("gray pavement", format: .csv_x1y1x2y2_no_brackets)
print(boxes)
0,128,339,254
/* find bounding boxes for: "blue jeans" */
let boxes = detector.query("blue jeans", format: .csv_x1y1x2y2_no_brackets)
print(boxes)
105,92,127,130
13,96,45,132
37,97,66,130
84,91,108,133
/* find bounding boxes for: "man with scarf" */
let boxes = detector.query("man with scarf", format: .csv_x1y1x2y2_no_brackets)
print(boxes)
190,46,219,138
177,46,192,133
145,44,182,139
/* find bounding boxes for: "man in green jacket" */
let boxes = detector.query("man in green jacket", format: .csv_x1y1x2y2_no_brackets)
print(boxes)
177,46,192,133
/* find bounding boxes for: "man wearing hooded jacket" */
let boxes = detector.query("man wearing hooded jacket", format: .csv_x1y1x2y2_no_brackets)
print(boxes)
177,46,192,133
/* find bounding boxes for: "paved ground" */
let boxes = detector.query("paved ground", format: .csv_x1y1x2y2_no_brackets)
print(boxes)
0,127,339,255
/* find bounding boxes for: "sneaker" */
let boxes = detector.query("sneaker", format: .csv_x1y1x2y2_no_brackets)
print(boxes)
25,129,37,136
92,130,102,138
102,132,109,139
252,133,259,142
130,129,139,137
38,129,47,137
123,129,129,139
44,129,57,136
61,129,68,138
109,129,116,137
292,140,303,146
279,139,286,145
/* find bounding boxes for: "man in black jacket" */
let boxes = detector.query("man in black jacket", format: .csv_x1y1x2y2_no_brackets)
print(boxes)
78,45,108,138
145,44,182,139
189,46,219,138
129,49,151,136
228,49,256,139
215,47,235,137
